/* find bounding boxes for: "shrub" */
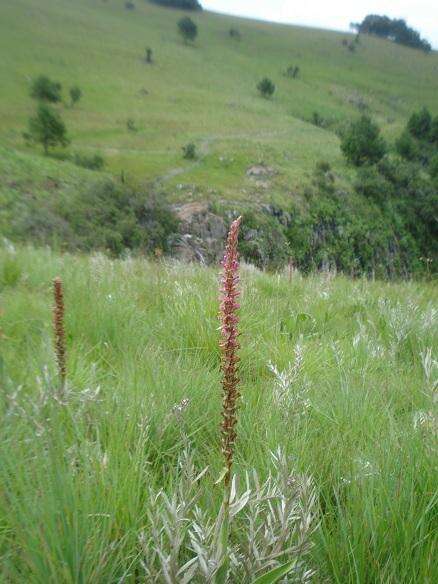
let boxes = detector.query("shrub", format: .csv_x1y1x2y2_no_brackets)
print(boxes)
311,112,325,127
27,104,69,154
354,165,394,201
69,86,82,107
257,77,275,98
341,115,386,166
284,65,299,79
72,152,105,170
145,47,153,63
126,118,137,132
149,0,202,9
396,130,420,161
407,107,432,139
60,180,179,255
125,1,135,9
30,75,62,103
429,154,438,179
239,210,289,270
229,28,241,40
182,142,196,159
430,116,438,143
178,16,198,43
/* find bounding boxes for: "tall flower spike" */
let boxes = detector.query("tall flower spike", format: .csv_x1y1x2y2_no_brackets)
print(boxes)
53,276,67,393
219,216,242,489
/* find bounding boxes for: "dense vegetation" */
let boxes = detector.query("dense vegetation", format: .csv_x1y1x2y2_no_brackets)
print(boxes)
0,247,436,581
149,0,202,10
352,14,432,53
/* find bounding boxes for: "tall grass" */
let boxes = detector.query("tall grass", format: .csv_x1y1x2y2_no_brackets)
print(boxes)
0,244,436,582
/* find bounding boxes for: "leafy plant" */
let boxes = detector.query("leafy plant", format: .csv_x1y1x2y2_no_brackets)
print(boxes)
72,152,105,170
126,118,137,132
27,104,69,154
178,16,198,43
30,75,62,103
69,85,82,107
341,115,386,166
182,142,196,159
257,78,276,99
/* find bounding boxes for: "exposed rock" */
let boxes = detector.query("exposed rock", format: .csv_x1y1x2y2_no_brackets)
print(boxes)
246,164,276,178
169,202,227,264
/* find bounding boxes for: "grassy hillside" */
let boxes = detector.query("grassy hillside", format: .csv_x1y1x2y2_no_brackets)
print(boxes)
1,0,437,203
0,245,436,581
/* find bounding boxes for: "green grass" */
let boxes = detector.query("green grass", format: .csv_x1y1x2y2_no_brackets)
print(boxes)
0,0,437,204
0,245,436,581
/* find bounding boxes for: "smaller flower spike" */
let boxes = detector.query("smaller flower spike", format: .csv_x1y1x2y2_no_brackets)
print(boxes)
219,216,242,488
53,277,67,393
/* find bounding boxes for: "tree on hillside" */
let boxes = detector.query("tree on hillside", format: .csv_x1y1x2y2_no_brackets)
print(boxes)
352,15,431,53
341,115,386,166
149,0,202,9
145,47,153,63
27,104,69,154
407,107,432,140
30,75,62,103
69,86,82,107
257,78,276,98
178,16,198,43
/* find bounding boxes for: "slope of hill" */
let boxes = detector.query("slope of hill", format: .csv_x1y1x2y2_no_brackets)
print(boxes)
1,0,437,199
0,0,437,276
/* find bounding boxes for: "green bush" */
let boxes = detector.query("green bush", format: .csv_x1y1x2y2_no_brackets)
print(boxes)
126,118,137,132
229,28,241,40
238,210,289,270
69,86,82,107
396,130,419,160
7,179,179,256
430,116,438,143
60,181,179,255
178,16,198,43
182,143,196,160
429,154,438,179
72,152,105,170
341,115,386,166
149,0,202,9
30,75,62,103
257,77,276,98
407,107,432,139
354,165,394,201
27,104,69,154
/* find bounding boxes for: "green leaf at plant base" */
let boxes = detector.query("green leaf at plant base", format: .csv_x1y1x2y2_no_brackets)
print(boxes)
251,559,297,584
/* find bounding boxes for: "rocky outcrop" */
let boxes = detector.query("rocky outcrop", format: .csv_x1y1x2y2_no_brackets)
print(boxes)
169,202,227,264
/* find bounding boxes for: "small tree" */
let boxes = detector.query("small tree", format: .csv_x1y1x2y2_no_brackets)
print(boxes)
178,17,197,44
145,47,153,63
69,86,82,107
229,28,241,40
430,116,438,144
182,142,196,159
30,75,62,103
27,104,69,154
407,107,432,139
396,130,419,160
257,77,276,98
341,115,386,166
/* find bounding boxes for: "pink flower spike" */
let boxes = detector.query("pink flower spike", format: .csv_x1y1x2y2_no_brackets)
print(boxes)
219,216,242,488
